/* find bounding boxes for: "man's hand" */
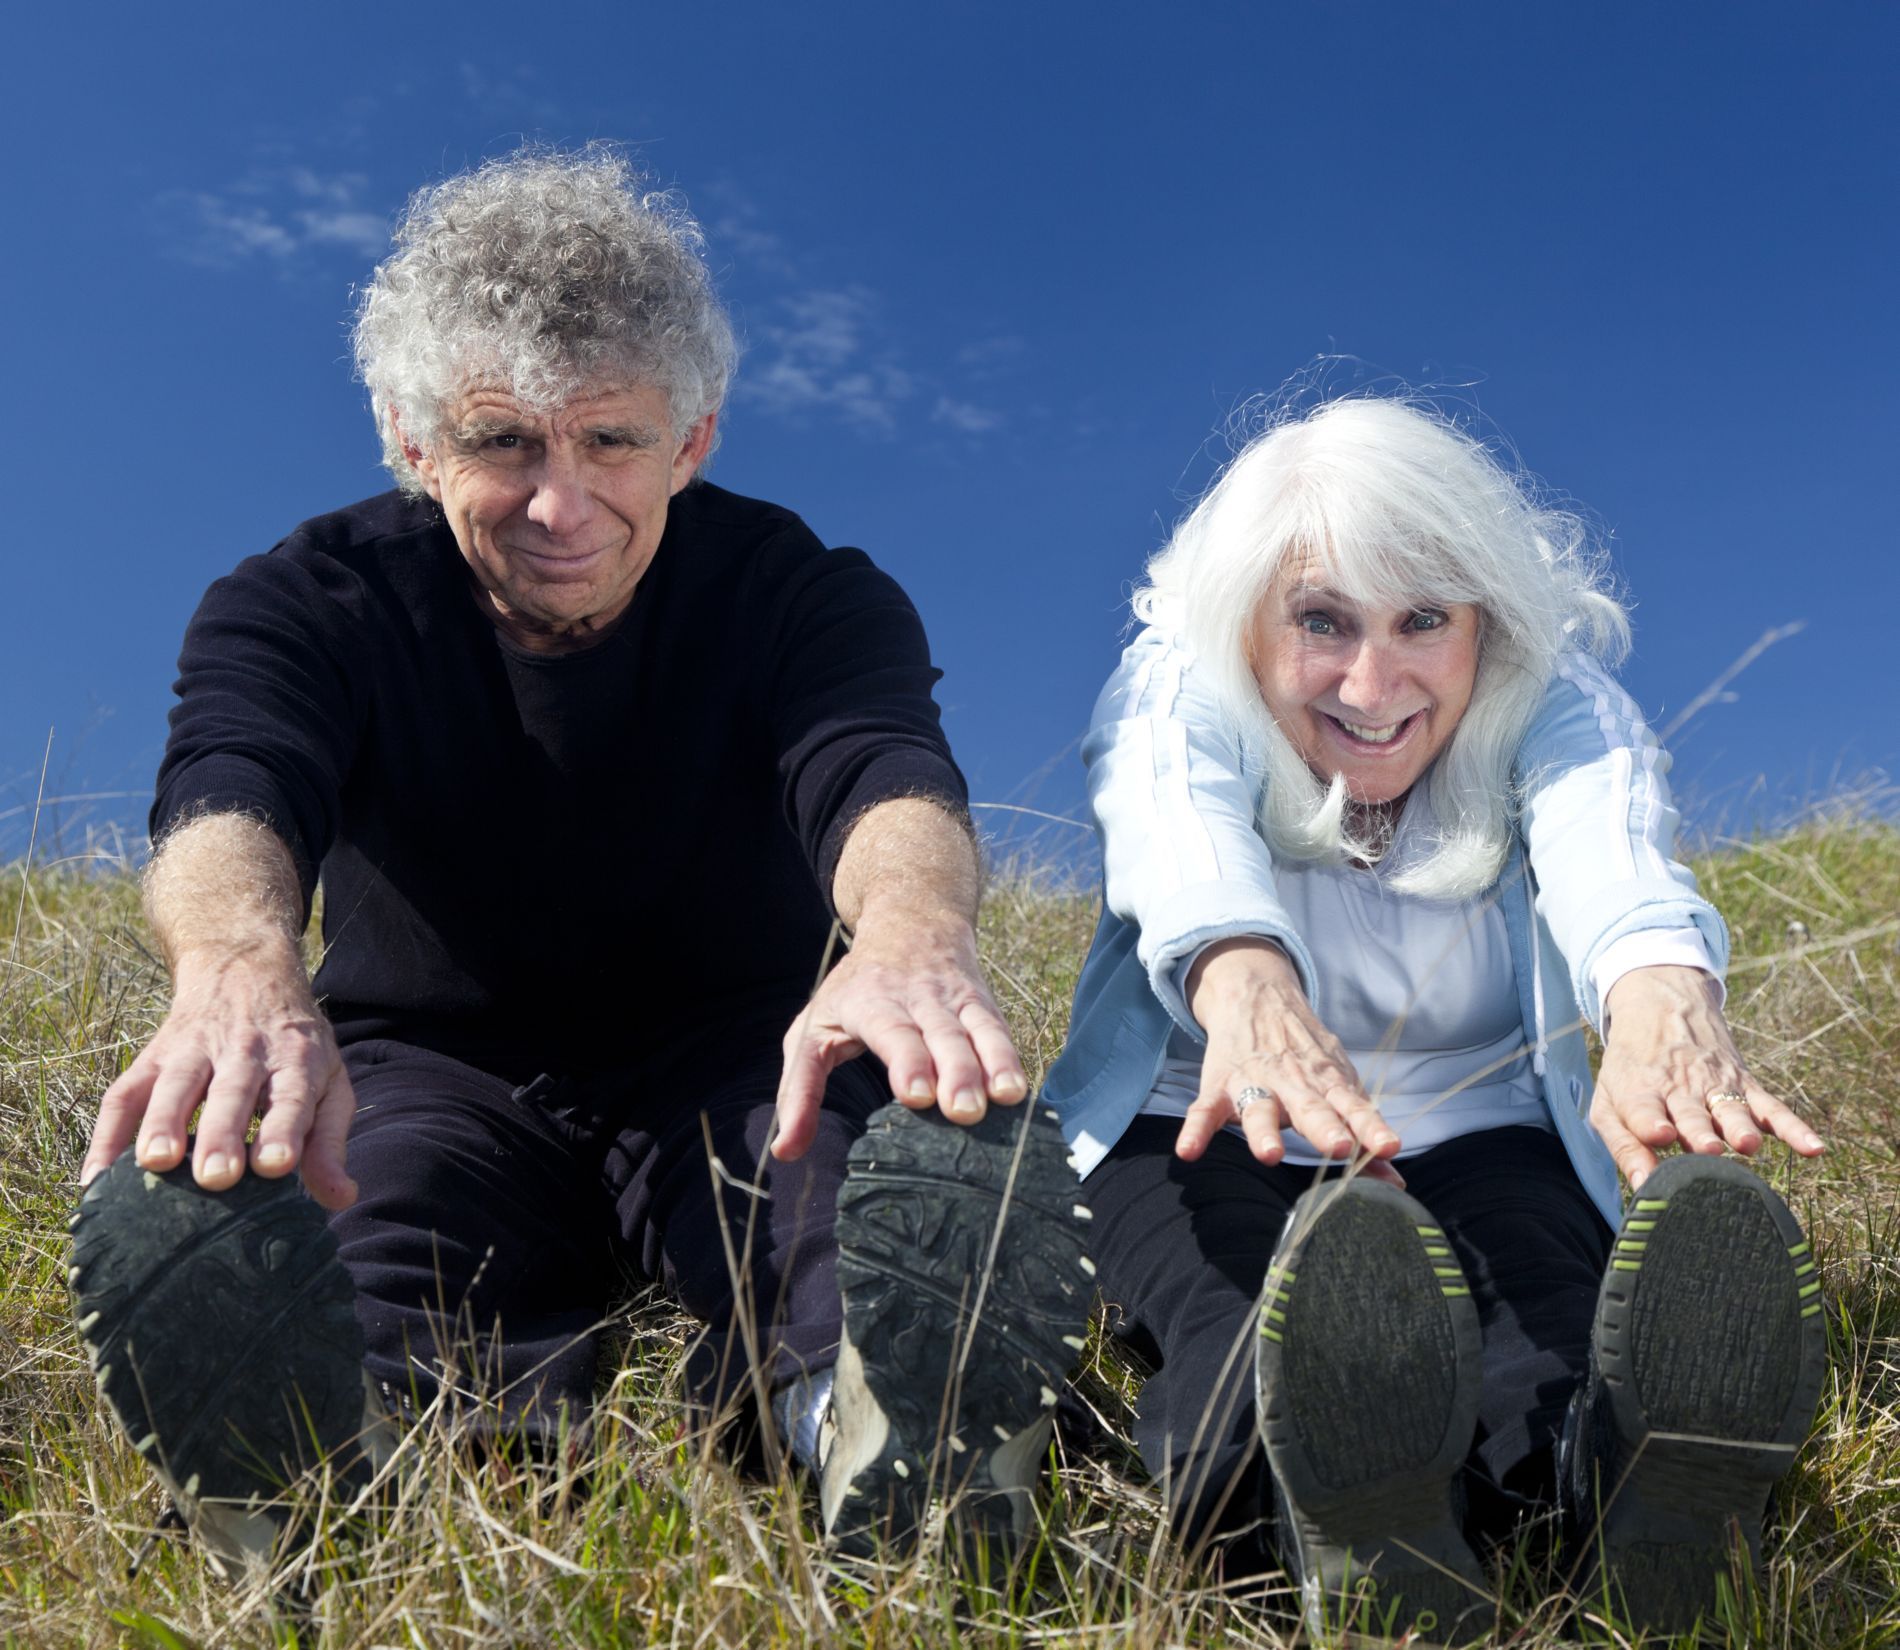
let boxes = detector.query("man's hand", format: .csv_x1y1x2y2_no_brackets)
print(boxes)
773,912,1026,1161
1591,963,1824,1190
1176,938,1404,1183
78,812,359,1210
772,798,1026,1162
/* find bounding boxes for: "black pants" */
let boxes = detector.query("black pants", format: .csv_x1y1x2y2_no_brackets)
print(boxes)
1084,1121,1613,1560
328,1037,886,1447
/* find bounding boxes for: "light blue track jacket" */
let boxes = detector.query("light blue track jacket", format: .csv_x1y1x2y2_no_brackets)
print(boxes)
1041,627,1729,1228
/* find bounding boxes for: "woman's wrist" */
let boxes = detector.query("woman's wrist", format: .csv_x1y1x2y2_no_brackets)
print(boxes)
1187,936,1301,1021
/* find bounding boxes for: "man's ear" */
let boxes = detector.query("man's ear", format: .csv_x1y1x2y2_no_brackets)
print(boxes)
668,412,718,493
390,407,440,499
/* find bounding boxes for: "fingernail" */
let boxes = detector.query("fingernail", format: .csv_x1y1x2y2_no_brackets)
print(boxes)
1630,1168,1647,1190
256,1142,292,1170
907,1078,935,1102
994,1072,1027,1100
950,1090,985,1120
201,1151,231,1181
141,1135,174,1162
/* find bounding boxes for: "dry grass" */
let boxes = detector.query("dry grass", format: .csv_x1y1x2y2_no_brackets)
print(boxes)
0,819,1895,1648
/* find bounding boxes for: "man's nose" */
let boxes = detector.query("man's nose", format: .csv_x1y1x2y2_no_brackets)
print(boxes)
525,452,596,536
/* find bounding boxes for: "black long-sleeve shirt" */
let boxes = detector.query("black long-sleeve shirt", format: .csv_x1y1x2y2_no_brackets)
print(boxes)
152,484,968,1082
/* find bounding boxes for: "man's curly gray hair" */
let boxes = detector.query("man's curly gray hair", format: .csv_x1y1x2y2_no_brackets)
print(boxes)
352,145,738,495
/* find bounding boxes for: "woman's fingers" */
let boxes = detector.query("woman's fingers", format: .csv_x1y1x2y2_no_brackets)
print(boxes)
1747,1081,1825,1156
1174,1086,1237,1160
1233,1085,1288,1166
1589,1085,1663,1189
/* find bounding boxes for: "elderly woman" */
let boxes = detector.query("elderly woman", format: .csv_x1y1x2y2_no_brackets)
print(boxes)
1044,396,1826,1639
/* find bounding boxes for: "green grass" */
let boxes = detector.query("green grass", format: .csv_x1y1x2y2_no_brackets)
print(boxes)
1,820,1895,1648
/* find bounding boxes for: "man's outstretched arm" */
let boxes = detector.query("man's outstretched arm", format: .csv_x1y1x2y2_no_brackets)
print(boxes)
772,797,1026,1161
81,812,358,1209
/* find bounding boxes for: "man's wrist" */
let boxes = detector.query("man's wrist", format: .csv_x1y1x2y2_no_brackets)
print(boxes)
169,931,312,994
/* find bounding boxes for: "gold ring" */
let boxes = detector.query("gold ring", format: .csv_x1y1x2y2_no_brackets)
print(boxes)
1706,1088,1747,1108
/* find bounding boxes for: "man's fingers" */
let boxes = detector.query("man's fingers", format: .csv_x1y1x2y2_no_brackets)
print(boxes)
250,1064,318,1178
194,1060,269,1189
910,998,988,1124
300,1066,359,1210
83,1060,160,1185
136,1055,212,1173
958,998,1028,1105
853,1013,936,1110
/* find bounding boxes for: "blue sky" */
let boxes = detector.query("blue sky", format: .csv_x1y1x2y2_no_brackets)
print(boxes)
4,2,1895,864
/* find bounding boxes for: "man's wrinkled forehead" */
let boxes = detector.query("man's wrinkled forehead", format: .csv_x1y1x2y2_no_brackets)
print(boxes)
438,379,668,443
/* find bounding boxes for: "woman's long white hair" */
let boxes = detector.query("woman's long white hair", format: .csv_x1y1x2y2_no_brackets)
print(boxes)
1132,394,1630,899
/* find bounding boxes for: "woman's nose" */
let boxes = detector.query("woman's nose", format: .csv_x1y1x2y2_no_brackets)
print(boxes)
1338,641,1402,714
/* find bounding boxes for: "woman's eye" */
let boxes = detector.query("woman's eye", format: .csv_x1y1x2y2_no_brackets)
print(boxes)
1408,609,1449,632
1299,612,1337,636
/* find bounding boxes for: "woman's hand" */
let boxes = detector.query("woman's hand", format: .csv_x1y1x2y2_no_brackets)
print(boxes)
1591,964,1824,1189
1178,938,1403,1180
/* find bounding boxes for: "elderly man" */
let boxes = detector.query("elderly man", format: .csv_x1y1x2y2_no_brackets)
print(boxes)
71,148,1089,1569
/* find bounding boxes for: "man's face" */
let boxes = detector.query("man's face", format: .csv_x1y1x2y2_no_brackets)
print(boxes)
410,382,715,649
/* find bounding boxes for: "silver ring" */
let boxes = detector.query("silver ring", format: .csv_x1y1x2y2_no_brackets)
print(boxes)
1706,1088,1747,1108
1235,1084,1273,1116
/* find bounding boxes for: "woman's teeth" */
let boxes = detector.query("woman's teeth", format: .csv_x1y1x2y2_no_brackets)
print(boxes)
1334,715,1407,744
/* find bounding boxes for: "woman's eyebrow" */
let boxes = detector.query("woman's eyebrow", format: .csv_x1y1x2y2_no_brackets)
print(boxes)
1286,583,1354,606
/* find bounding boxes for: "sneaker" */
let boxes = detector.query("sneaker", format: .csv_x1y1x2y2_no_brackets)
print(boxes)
1253,1176,1494,1644
1563,1153,1828,1634
822,1100,1095,1557
69,1149,385,1577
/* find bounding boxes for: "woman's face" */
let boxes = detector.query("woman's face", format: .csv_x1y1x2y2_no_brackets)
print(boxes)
1250,555,1481,805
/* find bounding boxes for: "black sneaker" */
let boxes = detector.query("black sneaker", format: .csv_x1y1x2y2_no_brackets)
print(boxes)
1253,1176,1495,1644
69,1149,386,1576
1564,1153,1828,1634
822,1100,1095,1557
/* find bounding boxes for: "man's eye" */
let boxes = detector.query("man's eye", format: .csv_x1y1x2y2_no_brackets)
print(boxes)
487,434,523,450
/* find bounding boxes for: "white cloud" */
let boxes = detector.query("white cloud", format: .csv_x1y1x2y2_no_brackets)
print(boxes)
153,168,390,268
932,396,1004,434
740,288,917,433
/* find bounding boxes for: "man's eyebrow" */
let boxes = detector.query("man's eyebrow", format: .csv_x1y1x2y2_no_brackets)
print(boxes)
447,417,528,446
588,423,663,446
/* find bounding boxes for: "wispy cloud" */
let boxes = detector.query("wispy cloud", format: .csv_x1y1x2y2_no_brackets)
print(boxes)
932,396,1004,435
153,167,391,268
740,288,920,434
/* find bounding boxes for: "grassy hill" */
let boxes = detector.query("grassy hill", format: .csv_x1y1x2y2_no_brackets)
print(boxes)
1,821,1895,1649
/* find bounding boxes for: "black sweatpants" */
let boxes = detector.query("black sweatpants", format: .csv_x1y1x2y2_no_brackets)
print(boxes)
1084,1121,1614,1560
327,1037,887,1448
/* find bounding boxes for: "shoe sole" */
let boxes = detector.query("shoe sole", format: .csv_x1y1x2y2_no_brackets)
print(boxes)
69,1150,368,1570
1579,1154,1828,1634
1254,1177,1494,1644
826,1101,1094,1556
